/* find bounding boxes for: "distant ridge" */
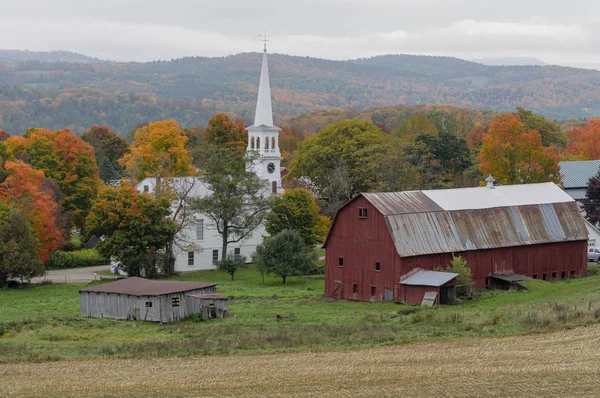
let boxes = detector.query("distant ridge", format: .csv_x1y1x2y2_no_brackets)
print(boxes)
1,51,600,135
472,57,547,66
0,50,103,63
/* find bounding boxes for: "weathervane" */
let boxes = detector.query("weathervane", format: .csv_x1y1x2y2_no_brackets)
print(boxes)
260,31,269,53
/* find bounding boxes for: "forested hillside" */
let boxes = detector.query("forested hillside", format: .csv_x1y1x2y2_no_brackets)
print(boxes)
1,51,599,135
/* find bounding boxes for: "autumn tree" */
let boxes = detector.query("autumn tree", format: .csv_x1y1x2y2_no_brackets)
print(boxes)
85,185,177,277
120,120,194,182
253,230,316,285
516,107,567,147
415,132,472,181
82,125,129,183
564,119,600,160
265,188,330,248
392,114,437,139
204,113,247,151
189,148,271,262
0,129,10,142
0,160,65,263
0,208,45,286
288,120,388,213
478,114,561,185
183,125,206,167
583,170,600,226
8,128,101,229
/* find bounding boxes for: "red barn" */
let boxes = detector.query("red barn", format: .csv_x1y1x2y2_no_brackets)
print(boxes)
324,182,589,303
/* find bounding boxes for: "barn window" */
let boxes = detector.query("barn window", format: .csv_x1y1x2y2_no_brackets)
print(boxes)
352,284,358,294
375,262,381,272
570,270,576,277
145,301,152,308
371,286,376,297
212,250,219,265
551,272,557,280
172,297,180,307
542,273,547,281
188,251,194,266
533,274,538,279
338,257,344,267
561,271,566,279
235,248,241,255
358,208,368,219
196,219,204,240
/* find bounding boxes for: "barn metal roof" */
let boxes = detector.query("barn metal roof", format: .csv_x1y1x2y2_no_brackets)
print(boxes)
80,277,216,296
400,270,459,286
325,182,589,257
559,160,600,189
362,191,443,215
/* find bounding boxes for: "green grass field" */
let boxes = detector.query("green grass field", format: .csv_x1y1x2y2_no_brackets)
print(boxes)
1,265,600,364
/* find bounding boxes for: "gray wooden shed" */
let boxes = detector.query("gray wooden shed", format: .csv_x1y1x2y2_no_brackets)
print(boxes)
79,277,228,322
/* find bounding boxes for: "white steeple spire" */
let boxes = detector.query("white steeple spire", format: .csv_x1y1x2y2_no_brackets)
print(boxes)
253,45,274,127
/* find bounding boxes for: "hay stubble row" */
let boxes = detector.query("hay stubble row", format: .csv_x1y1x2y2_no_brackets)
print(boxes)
2,324,600,397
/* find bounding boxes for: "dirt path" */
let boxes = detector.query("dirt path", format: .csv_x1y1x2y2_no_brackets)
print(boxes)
31,265,112,284
2,324,600,397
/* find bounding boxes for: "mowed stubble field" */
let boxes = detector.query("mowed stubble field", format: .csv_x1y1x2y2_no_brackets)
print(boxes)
2,324,600,398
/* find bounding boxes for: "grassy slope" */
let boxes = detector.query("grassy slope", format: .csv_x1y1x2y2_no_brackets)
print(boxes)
1,266,600,363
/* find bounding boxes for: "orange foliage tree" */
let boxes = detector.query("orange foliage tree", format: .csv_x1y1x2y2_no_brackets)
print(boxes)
204,113,247,150
120,120,194,181
7,128,101,229
564,119,600,160
0,161,65,263
478,114,561,185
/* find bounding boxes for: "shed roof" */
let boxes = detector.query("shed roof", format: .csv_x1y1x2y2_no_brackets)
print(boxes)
80,277,216,296
400,270,459,287
324,182,588,257
559,160,600,189
189,294,228,300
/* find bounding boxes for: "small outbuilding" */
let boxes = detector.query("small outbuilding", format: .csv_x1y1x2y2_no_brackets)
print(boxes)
80,277,228,322
399,270,458,305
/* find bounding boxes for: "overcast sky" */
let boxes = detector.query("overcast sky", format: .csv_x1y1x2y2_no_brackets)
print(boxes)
1,0,599,67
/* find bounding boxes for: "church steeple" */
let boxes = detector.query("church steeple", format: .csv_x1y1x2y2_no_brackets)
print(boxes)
246,38,282,194
253,50,274,127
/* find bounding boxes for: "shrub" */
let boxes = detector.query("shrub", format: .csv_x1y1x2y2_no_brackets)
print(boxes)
588,263,599,276
46,249,107,270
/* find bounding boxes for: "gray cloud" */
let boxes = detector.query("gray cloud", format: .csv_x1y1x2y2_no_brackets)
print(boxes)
1,0,599,66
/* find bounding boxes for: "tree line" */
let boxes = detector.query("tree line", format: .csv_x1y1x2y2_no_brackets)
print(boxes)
1,106,599,286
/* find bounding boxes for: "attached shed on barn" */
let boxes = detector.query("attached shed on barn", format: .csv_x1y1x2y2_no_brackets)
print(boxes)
80,277,228,322
324,182,589,303
399,270,458,305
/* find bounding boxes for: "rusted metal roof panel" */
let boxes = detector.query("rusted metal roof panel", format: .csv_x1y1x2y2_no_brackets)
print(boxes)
80,277,216,296
386,202,588,257
363,191,443,215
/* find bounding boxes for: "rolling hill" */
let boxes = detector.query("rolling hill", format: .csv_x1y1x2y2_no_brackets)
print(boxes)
0,51,599,135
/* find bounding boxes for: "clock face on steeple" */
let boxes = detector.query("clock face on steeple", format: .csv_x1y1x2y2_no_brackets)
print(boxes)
267,162,275,174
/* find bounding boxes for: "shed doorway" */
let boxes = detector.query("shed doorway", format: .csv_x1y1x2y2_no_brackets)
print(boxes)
439,286,456,305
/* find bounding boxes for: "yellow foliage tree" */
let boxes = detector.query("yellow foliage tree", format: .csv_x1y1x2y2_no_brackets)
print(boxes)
120,120,195,181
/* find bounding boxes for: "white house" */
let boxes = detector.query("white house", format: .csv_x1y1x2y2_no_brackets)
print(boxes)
137,46,282,272
585,219,600,247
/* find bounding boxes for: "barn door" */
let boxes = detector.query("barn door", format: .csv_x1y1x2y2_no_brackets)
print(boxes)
332,280,343,299
384,289,393,302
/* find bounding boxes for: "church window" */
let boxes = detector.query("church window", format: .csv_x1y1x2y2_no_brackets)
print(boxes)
212,250,219,265
256,137,260,150
272,181,277,194
188,251,194,266
196,219,204,241
272,137,276,151
251,136,255,149
265,136,269,149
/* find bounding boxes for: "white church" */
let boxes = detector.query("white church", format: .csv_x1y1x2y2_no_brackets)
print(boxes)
137,47,282,272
